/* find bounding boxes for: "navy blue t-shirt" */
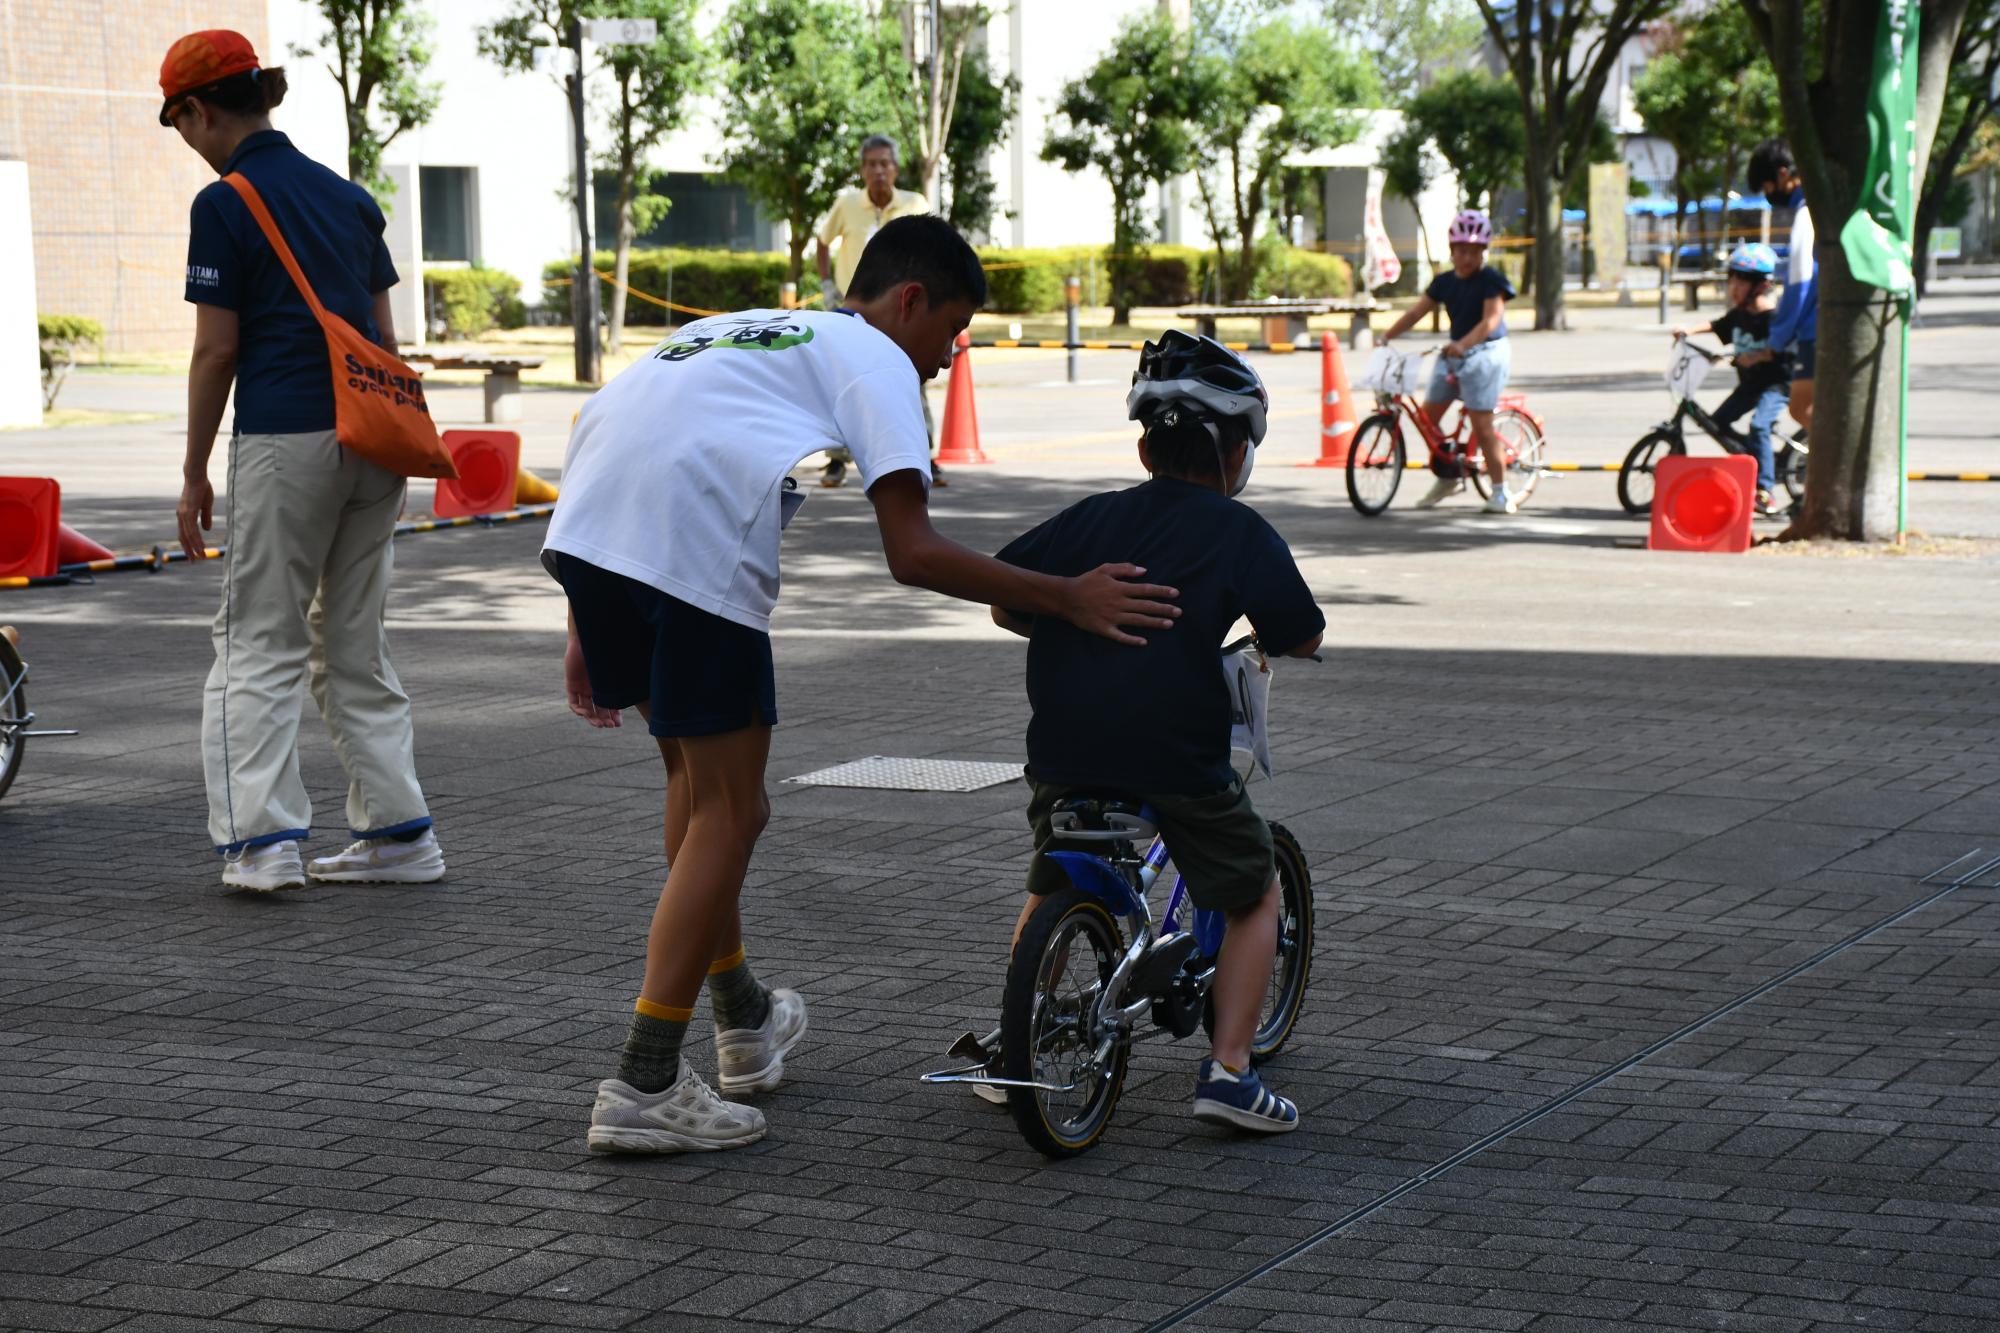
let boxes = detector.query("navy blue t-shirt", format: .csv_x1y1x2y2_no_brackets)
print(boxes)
996,477,1325,796
184,131,398,435
1424,266,1515,343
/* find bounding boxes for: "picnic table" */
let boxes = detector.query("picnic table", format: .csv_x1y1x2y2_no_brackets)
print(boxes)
407,350,546,423
1178,297,1383,349
1659,268,1734,321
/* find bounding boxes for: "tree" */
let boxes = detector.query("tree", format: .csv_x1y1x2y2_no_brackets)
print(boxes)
717,0,893,284
865,3,988,204
1386,70,1524,211
1042,16,1201,323
1319,0,1484,104
290,0,441,204
1475,0,1676,329
1740,0,1976,541
1915,0,1999,292
1632,6,1780,267
592,0,709,351
1186,18,1377,300
940,45,1017,236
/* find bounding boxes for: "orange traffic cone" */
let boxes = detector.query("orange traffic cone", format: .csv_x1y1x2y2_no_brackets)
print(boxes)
515,467,559,505
57,523,115,564
1306,337,1358,468
935,332,990,465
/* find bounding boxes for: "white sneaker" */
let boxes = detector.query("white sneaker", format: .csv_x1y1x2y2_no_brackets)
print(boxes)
1413,476,1465,509
307,829,446,884
1483,487,1518,515
715,988,809,1095
586,1065,766,1154
221,840,304,892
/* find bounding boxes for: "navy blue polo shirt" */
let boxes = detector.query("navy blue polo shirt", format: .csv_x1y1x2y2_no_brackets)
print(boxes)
184,131,398,435
997,477,1324,796
1424,266,1515,343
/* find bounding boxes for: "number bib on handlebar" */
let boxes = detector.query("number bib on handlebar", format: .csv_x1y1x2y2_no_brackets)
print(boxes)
1223,647,1272,781
1360,347,1430,397
1666,342,1714,404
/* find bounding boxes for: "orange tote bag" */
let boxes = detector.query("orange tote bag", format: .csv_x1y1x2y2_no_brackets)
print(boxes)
221,174,457,480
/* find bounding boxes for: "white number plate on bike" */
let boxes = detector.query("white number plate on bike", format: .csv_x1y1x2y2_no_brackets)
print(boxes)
1360,347,1429,396
1666,341,1713,403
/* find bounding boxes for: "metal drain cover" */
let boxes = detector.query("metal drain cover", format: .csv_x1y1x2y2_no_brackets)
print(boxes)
783,756,1023,792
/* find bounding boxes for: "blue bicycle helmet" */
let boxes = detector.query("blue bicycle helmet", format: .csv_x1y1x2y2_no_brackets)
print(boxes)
1727,243,1778,278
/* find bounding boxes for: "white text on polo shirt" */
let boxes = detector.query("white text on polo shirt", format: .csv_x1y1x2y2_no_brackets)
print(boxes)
188,265,221,287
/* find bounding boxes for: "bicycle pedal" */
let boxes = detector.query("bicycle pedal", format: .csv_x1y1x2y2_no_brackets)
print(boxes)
947,1031,993,1064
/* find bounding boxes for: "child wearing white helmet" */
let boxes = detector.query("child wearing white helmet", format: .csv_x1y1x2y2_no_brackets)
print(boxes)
1671,242,1792,515
1379,209,1521,513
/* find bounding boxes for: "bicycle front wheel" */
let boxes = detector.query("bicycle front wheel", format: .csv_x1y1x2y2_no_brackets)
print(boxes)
1618,430,1683,515
1202,821,1314,1062
0,633,25,803
1001,887,1129,1157
1345,413,1405,517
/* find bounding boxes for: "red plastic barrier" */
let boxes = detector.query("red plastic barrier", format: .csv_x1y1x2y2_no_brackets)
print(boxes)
435,430,522,518
936,332,990,464
0,477,61,579
1648,454,1755,554
57,523,115,564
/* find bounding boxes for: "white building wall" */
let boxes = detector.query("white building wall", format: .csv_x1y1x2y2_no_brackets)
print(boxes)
0,160,42,428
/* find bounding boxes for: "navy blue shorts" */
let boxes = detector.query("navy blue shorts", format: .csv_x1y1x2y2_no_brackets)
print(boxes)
553,554,777,737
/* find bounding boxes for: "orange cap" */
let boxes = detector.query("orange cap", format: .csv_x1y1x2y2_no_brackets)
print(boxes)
159,30,260,125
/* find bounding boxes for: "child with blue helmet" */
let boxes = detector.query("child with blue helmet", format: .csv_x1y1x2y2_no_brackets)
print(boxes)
1671,242,1792,516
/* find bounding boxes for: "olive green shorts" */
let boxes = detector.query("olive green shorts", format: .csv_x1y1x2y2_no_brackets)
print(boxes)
1024,775,1275,913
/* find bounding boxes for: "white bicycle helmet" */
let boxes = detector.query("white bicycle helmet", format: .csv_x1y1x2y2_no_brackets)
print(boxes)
1126,330,1269,447
1447,210,1493,246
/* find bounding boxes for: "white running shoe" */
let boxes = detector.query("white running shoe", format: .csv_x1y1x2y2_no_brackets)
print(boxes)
1483,487,1518,515
222,840,305,892
586,1065,766,1154
307,830,446,884
1414,476,1465,509
715,987,809,1095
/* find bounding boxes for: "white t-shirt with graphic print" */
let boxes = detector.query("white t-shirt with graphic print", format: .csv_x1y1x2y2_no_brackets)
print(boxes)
542,309,932,632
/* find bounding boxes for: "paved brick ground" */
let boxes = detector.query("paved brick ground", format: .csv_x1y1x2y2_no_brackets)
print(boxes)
4,289,1999,1332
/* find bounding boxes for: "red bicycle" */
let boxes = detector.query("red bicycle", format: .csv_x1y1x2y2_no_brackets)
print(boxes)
1344,349,1548,517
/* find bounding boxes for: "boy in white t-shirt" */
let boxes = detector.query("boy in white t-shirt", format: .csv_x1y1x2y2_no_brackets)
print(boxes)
543,216,1183,1154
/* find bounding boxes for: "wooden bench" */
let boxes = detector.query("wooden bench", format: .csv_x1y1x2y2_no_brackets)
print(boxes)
1656,268,1734,321
409,351,546,423
1177,298,1383,349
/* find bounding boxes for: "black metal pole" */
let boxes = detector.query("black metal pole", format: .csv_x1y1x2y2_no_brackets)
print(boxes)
568,18,601,385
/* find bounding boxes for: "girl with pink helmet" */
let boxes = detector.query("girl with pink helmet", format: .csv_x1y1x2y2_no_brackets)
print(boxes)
1380,209,1521,513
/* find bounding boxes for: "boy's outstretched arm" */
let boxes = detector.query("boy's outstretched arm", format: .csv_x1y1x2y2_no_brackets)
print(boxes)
868,470,1178,646
991,606,1033,638
1380,294,1436,343
1282,631,1324,659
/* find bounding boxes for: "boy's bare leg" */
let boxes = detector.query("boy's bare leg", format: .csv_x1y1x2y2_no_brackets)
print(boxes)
1208,879,1280,1071
1469,408,1507,489
1789,378,1814,433
636,724,771,1009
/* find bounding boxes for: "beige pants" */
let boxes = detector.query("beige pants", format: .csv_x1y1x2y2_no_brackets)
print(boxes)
202,429,430,852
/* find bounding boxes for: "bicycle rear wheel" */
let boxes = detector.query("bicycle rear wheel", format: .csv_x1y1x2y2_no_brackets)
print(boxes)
1202,822,1313,1062
1001,887,1129,1157
1344,413,1405,517
1618,430,1683,515
1777,432,1808,502
1495,409,1547,505
0,634,25,803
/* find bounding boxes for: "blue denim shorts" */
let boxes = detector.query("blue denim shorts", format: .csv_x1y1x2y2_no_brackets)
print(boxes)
1426,337,1512,412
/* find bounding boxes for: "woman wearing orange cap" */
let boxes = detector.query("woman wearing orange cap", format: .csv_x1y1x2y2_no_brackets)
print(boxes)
162,30,444,893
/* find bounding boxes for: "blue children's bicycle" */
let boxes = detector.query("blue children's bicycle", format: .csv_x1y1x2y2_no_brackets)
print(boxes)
924,638,1314,1157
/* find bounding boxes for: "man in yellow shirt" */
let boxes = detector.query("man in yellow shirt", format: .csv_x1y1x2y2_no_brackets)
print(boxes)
815,136,938,486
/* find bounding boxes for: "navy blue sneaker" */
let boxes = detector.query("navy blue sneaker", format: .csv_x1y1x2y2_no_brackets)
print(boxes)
1192,1058,1299,1134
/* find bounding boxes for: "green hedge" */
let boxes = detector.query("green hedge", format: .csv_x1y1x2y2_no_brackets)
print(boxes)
541,249,791,323
538,241,1350,322
424,267,525,339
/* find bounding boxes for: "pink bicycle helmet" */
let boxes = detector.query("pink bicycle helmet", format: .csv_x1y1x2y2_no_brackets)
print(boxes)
1447,210,1493,246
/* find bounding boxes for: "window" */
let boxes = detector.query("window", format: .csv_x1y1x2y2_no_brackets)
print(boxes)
421,166,477,263
593,172,775,251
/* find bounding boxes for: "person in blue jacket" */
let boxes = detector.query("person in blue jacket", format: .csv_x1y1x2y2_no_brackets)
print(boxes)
1748,139,1816,437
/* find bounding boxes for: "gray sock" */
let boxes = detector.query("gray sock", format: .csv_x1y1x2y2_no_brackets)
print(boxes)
617,1006,689,1094
708,951,771,1033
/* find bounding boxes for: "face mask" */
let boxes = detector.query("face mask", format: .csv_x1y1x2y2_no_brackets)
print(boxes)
1229,442,1255,497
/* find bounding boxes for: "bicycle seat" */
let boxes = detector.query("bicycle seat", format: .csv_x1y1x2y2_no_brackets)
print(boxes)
1049,796,1159,844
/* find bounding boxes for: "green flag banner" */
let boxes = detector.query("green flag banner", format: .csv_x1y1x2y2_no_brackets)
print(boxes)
1839,0,1921,296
